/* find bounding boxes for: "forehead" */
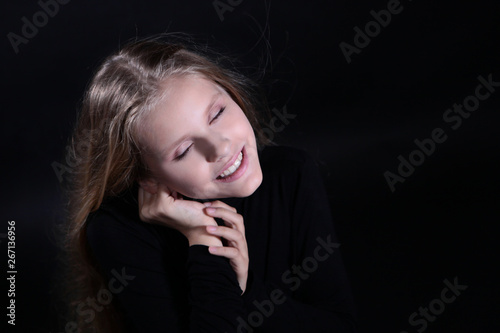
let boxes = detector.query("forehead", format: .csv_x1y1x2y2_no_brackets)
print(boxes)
138,75,224,153
156,74,222,110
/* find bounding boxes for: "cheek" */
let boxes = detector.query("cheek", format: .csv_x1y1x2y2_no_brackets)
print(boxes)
226,109,254,137
158,163,210,195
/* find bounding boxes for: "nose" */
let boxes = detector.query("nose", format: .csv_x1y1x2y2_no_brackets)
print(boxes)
198,134,231,163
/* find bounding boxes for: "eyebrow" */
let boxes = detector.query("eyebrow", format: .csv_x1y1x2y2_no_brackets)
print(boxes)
162,91,222,159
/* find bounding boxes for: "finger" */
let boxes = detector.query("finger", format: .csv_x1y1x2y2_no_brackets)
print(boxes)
206,226,245,247
203,200,237,213
155,183,176,211
157,182,173,196
140,186,154,204
204,207,244,235
140,184,171,221
209,245,248,294
208,245,241,259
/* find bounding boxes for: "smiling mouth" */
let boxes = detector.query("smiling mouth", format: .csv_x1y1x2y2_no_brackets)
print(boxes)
215,147,248,182
218,151,243,178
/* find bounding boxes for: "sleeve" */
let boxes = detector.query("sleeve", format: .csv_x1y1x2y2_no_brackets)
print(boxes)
86,212,246,332
240,151,358,332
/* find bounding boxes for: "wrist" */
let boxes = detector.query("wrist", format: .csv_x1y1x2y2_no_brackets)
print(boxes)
183,226,223,247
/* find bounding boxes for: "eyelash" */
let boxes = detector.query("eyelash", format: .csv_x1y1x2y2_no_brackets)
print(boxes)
175,107,226,161
211,107,225,123
176,144,192,160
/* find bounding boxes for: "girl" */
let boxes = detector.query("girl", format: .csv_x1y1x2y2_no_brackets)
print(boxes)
63,36,356,332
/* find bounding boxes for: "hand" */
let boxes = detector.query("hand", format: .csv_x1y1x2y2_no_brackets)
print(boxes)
203,201,249,294
138,182,222,247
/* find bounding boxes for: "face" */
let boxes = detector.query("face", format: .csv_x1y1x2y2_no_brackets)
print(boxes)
137,74,263,199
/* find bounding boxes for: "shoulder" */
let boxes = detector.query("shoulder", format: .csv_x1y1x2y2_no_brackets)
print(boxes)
259,145,320,175
258,145,330,199
86,186,166,252
86,187,138,235
260,145,311,162
255,145,326,202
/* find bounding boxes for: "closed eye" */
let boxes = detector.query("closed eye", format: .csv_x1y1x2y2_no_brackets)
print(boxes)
175,144,193,161
210,107,225,123
175,107,225,161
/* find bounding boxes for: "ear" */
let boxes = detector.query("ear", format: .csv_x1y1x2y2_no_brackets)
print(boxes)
138,177,159,194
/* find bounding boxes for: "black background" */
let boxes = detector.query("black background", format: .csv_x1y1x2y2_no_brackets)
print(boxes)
2,0,499,332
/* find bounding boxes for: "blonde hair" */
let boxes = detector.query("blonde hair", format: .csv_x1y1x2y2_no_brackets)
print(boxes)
62,36,270,331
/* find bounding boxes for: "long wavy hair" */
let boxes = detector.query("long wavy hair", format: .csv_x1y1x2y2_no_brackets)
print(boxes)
61,35,270,332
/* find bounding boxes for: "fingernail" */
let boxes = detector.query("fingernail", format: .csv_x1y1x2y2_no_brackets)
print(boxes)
208,246,218,253
207,225,217,232
205,207,216,214
203,201,212,207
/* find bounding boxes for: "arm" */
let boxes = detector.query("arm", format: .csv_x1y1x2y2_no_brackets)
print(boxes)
86,199,246,332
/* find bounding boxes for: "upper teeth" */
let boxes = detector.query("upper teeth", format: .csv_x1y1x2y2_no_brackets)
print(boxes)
220,152,243,178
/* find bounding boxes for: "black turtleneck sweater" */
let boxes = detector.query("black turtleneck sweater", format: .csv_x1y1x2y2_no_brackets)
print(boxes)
86,146,357,332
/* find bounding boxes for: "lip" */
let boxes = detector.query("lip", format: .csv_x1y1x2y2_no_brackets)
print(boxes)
215,146,248,183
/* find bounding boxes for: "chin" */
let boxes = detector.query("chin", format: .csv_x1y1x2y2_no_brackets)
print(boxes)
185,178,261,200
233,168,263,198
